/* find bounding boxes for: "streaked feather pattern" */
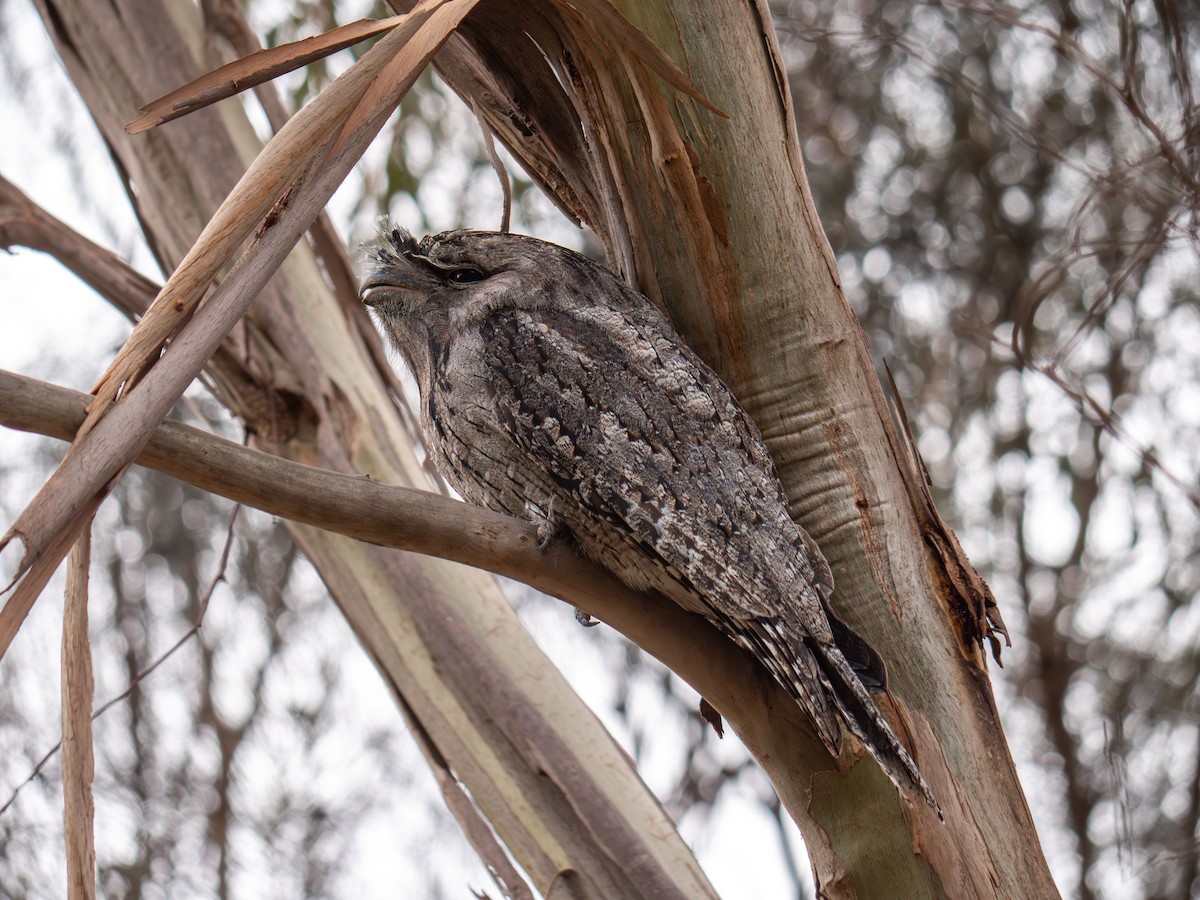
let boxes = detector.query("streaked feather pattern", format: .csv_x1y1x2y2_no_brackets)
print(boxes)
362,228,934,808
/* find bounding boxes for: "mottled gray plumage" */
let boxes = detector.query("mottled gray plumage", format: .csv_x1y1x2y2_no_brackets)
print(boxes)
362,228,933,806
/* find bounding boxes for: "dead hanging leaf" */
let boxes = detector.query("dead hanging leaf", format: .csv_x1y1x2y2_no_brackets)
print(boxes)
125,15,410,134
699,698,724,738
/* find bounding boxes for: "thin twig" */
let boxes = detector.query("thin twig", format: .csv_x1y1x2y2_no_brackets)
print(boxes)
951,317,1200,510
471,95,512,233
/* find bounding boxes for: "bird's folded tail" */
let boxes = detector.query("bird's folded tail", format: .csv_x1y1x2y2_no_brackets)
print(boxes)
740,619,844,754
808,635,941,815
731,615,940,814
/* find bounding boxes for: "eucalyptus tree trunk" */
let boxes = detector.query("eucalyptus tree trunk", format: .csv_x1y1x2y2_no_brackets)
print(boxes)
13,0,1059,896
422,1,1057,896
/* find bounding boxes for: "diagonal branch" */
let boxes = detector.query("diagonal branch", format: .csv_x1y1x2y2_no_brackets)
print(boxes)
0,367,881,856
0,367,792,728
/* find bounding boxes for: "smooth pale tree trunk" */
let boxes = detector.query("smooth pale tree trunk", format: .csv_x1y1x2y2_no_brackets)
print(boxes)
13,0,1057,896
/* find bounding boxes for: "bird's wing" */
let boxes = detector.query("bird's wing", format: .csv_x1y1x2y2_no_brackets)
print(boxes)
474,302,937,804
476,303,824,622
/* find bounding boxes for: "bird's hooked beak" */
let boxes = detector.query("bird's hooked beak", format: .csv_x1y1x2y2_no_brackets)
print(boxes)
360,267,426,309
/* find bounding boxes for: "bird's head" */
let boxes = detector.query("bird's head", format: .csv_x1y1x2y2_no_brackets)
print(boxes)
361,228,587,378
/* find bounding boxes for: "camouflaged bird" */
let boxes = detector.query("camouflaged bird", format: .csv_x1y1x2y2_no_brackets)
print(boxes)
361,228,933,806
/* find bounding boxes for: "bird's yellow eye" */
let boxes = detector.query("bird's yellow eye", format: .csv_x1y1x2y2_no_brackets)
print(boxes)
448,267,486,284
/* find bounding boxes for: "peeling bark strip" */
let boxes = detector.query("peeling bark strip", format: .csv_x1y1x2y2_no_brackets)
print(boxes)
884,365,1011,666
62,530,96,900
123,14,419,133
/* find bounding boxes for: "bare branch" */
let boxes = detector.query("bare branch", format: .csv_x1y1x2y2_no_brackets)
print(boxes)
0,366,840,768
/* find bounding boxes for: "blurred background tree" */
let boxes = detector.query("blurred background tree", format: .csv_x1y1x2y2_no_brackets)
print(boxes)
1,0,1196,898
